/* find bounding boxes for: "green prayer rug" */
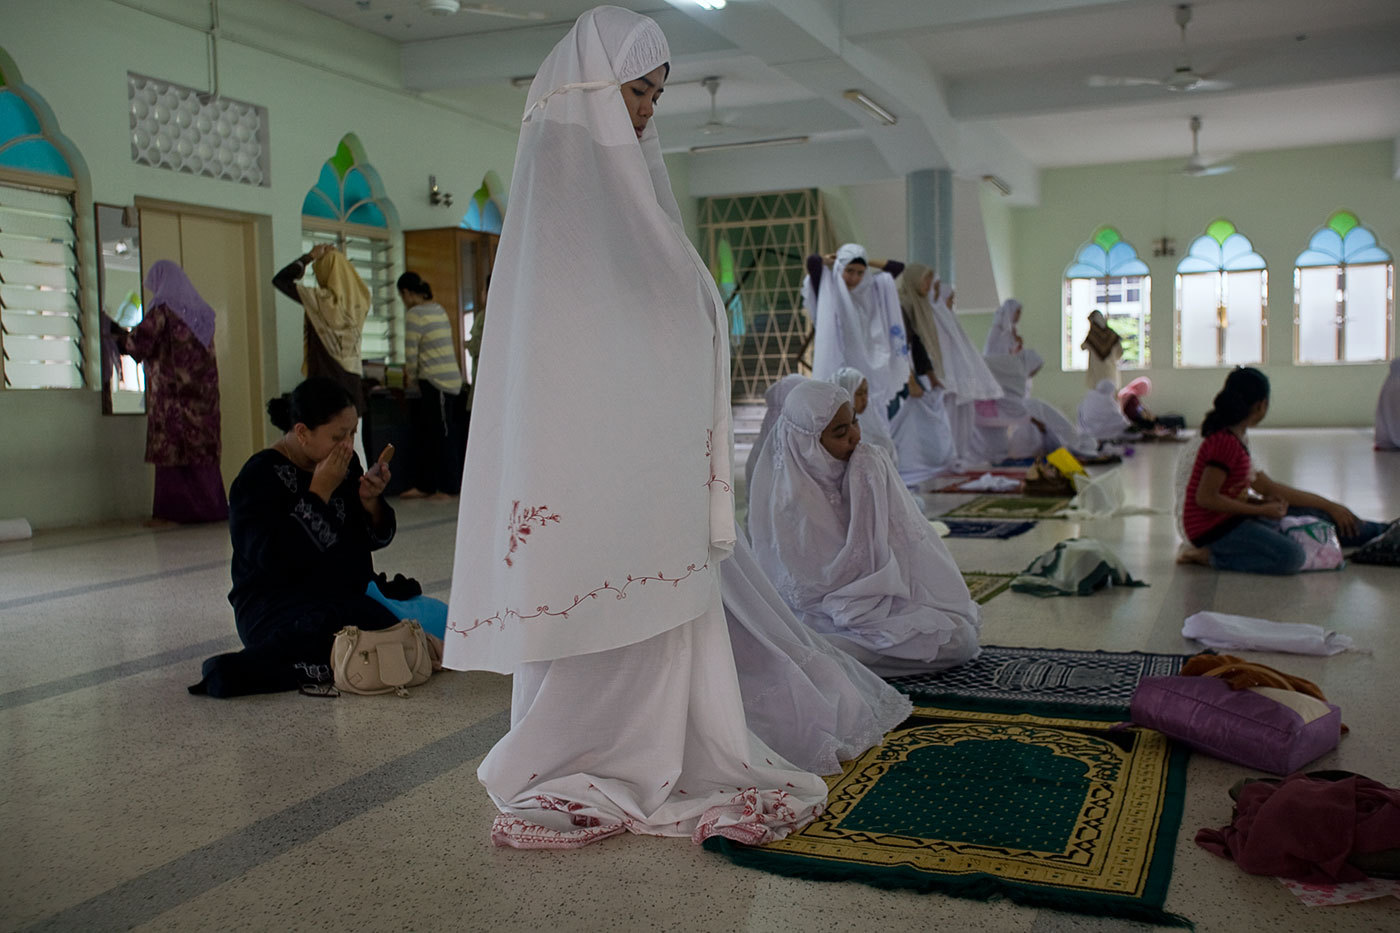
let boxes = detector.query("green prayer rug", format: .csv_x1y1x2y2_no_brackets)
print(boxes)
942,495,1071,520
706,703,1191,928
960,571,1017,605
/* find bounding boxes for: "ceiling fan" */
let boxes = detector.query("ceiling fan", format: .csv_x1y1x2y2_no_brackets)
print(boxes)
418,1,546,20
1181,115,1234,176
1088,3,1232,93
696,76,757,136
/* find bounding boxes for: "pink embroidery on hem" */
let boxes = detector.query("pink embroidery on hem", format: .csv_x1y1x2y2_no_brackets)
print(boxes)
704,430,732,493
450,561,709,637
503,500,561,567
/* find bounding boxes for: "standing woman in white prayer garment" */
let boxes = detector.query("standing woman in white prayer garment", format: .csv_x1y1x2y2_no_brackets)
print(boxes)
749,380,981,676
1079,378,1132,445
830,367,898,465
1377,359,1400,450
983,299,1023,355
804,244,910,422
908,269,1003,467
443,6,825,850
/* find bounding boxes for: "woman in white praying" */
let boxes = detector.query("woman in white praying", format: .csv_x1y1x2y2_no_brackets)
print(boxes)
830,366,898,465
749,379,981,676
979,349,1097,461
443,6,825,850
1078,378,1132,445
744,373,806,498
907,269,1003,467
983,299,1023,355
804,244,910,417
1377,359,1400,450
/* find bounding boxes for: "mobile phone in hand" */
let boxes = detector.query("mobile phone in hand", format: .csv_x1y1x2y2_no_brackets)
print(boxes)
378,444,395,465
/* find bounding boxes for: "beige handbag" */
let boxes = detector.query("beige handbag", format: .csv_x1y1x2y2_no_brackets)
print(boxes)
331,619,438,697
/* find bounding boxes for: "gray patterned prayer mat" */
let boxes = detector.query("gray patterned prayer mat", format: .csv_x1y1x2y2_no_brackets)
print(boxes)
887,646,1190,713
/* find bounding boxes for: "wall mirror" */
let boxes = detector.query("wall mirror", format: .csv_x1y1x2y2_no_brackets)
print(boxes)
96,203,145,414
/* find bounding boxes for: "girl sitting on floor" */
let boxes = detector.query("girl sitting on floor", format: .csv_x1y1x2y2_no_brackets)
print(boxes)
748,379,981,675
1178,367,1390,574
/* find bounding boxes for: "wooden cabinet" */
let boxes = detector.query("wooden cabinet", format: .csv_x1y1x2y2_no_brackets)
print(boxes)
403,227,499,383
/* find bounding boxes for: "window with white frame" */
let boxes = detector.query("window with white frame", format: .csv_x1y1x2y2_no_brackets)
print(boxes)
0,59,83,390
1062,226,1151,370
1176,219,1267,367
1294,210,1394,364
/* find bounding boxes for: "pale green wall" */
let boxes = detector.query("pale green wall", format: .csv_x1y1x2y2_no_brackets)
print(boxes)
1011,141,1399,429
0,0,520,528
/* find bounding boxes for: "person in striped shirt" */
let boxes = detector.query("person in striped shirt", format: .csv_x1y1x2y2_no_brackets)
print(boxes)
398,272,464,500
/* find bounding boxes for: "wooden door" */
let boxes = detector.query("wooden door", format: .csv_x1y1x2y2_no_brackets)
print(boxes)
138,204,263,491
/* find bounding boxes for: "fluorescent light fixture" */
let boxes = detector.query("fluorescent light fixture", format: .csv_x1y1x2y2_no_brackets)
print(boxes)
510,75,535,89
981,174,1012,196
690,135,810,154
842,89,897,126
690,0,727,9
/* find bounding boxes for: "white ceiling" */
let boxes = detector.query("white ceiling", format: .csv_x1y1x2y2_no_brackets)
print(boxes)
289,0,1400,200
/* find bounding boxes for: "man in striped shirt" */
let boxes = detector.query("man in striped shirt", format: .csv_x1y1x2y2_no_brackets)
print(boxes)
398,272,464,500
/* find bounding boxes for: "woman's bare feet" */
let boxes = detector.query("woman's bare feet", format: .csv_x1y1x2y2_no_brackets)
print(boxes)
1176,544,1211,566
399,488,429,499
427,492,457,503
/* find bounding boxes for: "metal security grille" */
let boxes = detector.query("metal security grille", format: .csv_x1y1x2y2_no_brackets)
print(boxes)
301,225,398,364
699,189,832,403
0,182,82,389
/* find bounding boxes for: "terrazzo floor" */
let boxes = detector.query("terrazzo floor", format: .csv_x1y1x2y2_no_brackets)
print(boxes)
1,427,1396,932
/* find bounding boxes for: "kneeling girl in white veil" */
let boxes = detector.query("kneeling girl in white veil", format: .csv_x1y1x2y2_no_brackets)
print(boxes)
748,380,981,676
830,366,897,465
444,6,824,850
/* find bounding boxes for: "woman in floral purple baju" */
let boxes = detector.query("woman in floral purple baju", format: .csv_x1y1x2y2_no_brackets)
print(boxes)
115,260,228,523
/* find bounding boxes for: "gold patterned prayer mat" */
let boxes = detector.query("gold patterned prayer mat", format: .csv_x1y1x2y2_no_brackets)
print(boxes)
705,704,1191,928
942,495,1071,520
960,571,1017,605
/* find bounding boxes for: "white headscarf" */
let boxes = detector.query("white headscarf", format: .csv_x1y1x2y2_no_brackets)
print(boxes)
830,366,898,466
445,7,733,672
927,276,1003,402
748,380,981,676
1377,359,1400,450
806,243,910,408
1079,378,1132,441
984,299,1022,355
745,374,806,496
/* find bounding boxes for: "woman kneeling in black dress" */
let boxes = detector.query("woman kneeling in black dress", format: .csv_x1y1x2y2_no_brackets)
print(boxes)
191,377,398,697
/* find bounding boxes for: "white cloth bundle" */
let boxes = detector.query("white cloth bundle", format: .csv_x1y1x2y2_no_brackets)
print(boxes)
890,377,956,486
748,379,981,676
1182,610,1358,656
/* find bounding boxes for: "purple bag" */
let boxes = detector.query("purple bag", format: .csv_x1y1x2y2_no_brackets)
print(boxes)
1130,675,1341,776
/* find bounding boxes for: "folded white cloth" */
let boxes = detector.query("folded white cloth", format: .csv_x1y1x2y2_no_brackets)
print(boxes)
1182,610,1357,656
959,473,1022,492
0,518,33,542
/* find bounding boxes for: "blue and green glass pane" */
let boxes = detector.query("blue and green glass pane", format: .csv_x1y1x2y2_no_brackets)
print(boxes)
717,237,745,339
1296,210,1392,267
301,138,387,227
1179,220,1265,274
0,89,72,177
1066,227,1148,278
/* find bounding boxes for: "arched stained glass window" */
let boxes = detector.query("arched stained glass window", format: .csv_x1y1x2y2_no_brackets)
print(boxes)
0,50,85,391
1062,226,1151,370
300,134,401,364
1294,210,1394,364
1175,219,1268,368
460,171,506,234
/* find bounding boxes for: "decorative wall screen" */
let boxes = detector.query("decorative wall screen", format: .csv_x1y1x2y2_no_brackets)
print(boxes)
699,188,832,403
0,53,82,390
1293,210,1393,364
1175,218,1267,367
300,134,399,364
1062,226,1151,370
